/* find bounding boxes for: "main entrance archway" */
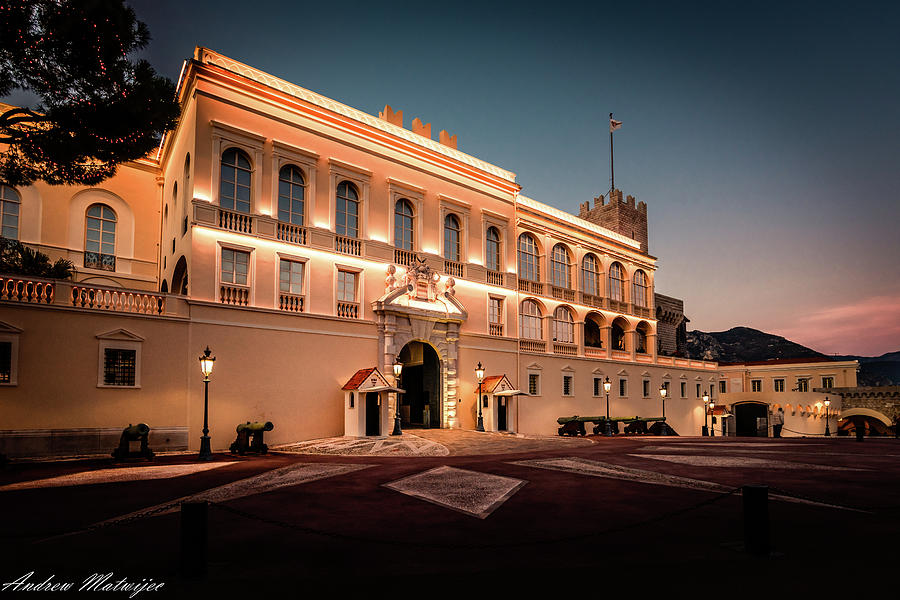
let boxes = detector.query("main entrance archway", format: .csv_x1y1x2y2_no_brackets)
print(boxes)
397,341,442,428
734,402,769,437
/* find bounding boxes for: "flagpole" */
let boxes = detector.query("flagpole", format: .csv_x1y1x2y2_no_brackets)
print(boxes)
609,112,615,194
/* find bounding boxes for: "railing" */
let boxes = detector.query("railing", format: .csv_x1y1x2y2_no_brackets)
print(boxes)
612,350,630,360
0,275,54,304
636,353,653,363
72,285,165,315
581,292,604,309
334,235,361,256
609,299,628,313
279,292,305,313
218,208,252,234
518,279,543,295
634,306,651,319
336,301,359,319
551,286,575,302
444,260,464,278
276,222,307,246
519,339,546,353
553,342,577,356
84,251,116,272
487,270,504,286
489,323,503,337
220,284,249,306
584,346,606,358
394,248,415,266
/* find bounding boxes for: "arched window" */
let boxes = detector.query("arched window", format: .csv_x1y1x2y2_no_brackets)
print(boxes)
84,204,117,271
485,227,501,272
1,185,21,240
394,199,414,250
443,214,460,261
220,148,252,213
611,317,628,351
278,165,306,225
550,244,571,289
636,321,651,354
552,306,574,343
182,153,191,209
584,313,605,348
608,262,625,302
582,254,600,296
335,181,359,237
520,299,543,340
633,269,649,307
517,233,540,282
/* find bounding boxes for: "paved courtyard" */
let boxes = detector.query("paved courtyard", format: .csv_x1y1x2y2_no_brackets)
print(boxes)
1,434,898,594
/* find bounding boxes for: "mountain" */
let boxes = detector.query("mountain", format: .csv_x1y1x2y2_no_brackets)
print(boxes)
684,327,900,386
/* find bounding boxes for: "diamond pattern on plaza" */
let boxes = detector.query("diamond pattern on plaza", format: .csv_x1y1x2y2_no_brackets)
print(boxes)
274,434,449,456
383,466,527,519
629,454,863,470
0,462,236,491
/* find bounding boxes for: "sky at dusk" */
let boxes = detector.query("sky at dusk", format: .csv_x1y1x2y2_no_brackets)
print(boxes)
11,0,900,356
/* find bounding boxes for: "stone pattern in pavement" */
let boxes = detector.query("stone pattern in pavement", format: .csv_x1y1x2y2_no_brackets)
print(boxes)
629,453,864,470
0,462,235,491
408,428,593,455
383,465,527,519
273,434,449,456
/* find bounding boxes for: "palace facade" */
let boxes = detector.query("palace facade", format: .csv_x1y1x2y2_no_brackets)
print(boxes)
1,48,851,457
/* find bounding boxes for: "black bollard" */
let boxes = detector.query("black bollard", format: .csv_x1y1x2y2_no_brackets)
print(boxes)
742,485,769,556
180,501,208,577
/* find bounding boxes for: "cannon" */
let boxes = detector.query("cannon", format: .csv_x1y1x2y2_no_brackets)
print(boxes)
112,423,154,460
229,421,274,455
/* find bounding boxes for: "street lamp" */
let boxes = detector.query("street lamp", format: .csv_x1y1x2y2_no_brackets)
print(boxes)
391,360,403,436
198,346,216,460
709,399,716,437
659,384,668,436
603,376,613,436
824,397,831,437
475,361,485,432
702,391,710,436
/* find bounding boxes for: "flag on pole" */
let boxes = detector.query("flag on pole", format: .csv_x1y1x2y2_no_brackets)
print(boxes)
609,118,623,133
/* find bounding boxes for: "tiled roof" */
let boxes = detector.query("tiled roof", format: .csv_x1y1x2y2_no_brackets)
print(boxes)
480,375,505,393
341,368,378,391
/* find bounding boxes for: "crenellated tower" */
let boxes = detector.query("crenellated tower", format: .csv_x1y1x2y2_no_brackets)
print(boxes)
578,189,648,253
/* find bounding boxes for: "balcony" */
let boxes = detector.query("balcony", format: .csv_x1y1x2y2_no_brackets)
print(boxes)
336,301,360,319
394,248,415,266
334,235,361,256
72,284,165,315
278,292,305,313
486,270,504,287
551,286,575,302
218,208,252,234
634,305,651,319
83,251,116,272
444,260,465,278
609,299,628,313
580,292,604,309
519,339,546,353
220,284,249,306
584,346,607,359
276,222,307,246
518,279,543,295
553,342,577,356
0,275,54,304
489,323,503,337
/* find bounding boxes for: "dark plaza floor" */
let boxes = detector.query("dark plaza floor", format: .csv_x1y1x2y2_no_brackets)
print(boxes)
1,433,898,595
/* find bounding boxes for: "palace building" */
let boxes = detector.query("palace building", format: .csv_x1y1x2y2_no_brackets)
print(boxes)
0,48,852,457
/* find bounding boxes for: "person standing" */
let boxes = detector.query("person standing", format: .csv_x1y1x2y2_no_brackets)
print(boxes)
772,407,785,438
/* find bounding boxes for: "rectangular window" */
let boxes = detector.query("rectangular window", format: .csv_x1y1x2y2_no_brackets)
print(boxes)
751,379,762,393
696,383,701,398
593,378,601,397
221,248,249,285
797,378,809,393
489,297,503,336
563,375,573,396
681,381,687,398
774,379,785,392
103,349,136,386
0,341,11,383
337,270,357,302
279,259,304,295
528,373,540,396
642,379,650,398
822,377,834,389
619,378,627,397
719,380,727,394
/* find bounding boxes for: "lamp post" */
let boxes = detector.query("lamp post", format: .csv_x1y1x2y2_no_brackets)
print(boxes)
702,391,710,436
603,376,613,436
198,346,216,460
709,399,715,436
391,360,403,436
824,397,831,437
475,362,485,432
659,384,668,436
